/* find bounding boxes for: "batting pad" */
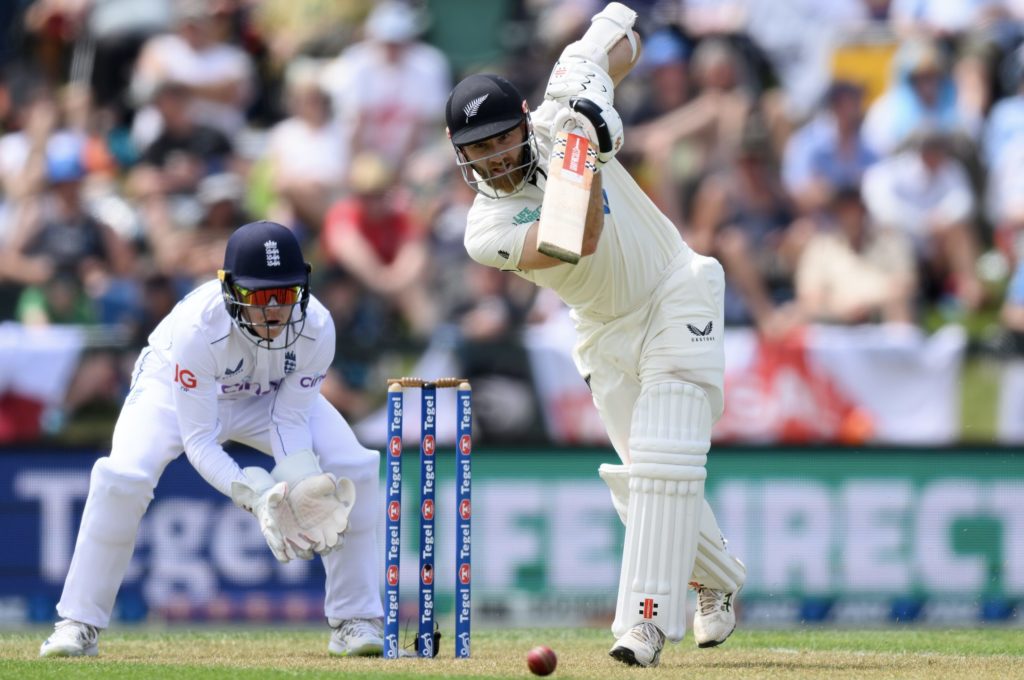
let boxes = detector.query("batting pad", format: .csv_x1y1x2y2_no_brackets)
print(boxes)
599,464,746,595
613,382,710,641
58,458,154,628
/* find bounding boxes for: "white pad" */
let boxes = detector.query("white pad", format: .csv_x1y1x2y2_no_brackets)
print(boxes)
613,382,710,642
599,464,746,594
58,458,154,628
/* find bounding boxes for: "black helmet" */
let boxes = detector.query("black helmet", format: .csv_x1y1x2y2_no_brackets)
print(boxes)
218,220,311,348
445,74,537,198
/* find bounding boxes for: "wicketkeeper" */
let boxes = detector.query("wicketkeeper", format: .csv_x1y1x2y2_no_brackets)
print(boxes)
40,221,385,658
444,3,746,667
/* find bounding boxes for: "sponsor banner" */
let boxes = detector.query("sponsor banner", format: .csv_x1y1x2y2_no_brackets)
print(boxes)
1,447,1020,625
523,321,967,445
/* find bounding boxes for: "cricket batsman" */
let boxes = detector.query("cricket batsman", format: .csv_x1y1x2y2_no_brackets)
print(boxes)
443,3,746,667
40,221,385,658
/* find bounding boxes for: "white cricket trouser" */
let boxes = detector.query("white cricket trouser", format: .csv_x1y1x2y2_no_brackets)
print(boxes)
574,251,733,581
56,372,382,628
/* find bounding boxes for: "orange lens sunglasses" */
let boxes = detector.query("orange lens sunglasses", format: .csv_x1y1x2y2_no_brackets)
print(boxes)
234,285,302,306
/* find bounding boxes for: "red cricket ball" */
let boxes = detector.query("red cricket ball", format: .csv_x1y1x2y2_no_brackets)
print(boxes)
526,645,557,676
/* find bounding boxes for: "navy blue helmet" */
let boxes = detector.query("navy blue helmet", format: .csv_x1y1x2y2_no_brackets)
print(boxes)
218,221,311,348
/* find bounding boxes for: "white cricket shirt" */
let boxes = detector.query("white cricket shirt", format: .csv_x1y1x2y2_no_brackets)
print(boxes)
143,280,335,494
464,99,689,321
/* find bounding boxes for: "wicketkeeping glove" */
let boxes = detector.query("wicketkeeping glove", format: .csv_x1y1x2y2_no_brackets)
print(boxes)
230,467,316,563
270,450,356,557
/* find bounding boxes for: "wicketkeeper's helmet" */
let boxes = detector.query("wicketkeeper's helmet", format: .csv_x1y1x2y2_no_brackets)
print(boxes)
445,74,538,198
218,220,311,349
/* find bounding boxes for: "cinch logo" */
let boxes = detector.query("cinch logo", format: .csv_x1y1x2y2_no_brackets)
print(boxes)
422,499,434,520
459,563,471,585
386,565,399,587
174,364,197,389
389,436,402,457
459,434,472,456
639,598,659,619
421,564,434,586
388,501,401,522
459,498,471,520
422,435,435,456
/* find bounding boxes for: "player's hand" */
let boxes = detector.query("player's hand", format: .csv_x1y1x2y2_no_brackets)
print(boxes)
550,99,623,165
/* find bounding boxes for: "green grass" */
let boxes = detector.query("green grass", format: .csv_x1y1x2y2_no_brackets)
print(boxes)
2,627,1023,679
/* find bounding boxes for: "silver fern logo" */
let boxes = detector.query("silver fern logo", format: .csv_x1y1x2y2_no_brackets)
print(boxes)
463,94,488,122
264,240,281,267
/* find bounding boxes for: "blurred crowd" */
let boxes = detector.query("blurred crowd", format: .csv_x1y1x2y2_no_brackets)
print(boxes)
2,0,1024,442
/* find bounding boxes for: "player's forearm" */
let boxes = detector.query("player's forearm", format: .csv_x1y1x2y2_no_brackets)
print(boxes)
607,31,641,86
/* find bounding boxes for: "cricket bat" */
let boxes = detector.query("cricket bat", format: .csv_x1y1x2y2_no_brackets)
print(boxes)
536,127,598,264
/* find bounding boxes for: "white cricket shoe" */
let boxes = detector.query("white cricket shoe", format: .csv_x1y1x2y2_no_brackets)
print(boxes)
327,617,384,657
693,585,739,648
609,622,666,667
39,619,100,657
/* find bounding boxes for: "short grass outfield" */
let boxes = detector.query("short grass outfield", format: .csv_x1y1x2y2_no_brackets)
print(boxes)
2,627,1022,680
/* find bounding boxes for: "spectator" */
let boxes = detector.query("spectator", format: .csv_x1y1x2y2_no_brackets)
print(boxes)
782,81,878,215
795,187,917,324
622,27,691,127
128,79,235,211
320,1,450,169
130,0,254,149
688,120,802,336
4,133,137,323
861,127,984,312
142,171,248,286
321,152,435,339
265,58,348,232
630,37,755,228
862,37,980,157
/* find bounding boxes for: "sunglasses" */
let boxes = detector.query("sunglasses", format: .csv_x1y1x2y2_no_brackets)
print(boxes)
234,285,303,306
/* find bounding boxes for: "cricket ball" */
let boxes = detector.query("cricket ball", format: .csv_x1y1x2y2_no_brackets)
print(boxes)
526,645,557,676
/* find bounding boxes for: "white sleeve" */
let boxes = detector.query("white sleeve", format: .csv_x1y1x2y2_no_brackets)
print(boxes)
169,321,244,497
268,320,336,459
464,205,533,272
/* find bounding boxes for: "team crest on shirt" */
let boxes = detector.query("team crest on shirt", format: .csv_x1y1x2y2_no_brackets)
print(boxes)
284,351,297,374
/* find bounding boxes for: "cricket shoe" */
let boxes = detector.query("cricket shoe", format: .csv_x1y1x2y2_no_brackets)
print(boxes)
328,617,384,657
39,618,100,657
609,622,666,667
693,584,739,648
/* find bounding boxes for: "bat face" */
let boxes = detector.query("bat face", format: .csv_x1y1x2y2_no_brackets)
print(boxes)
536,128,597,264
